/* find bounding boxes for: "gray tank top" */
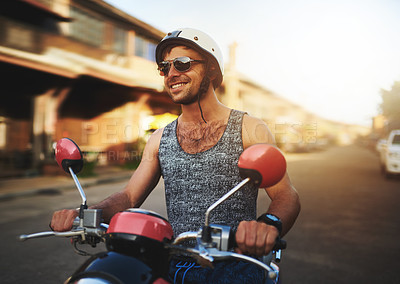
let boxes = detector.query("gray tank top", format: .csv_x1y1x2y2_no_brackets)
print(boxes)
158,109,258,238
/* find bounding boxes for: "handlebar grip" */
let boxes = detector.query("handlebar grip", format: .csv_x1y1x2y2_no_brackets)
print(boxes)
228,228,237,250
202,225,212,243
272,238,286,251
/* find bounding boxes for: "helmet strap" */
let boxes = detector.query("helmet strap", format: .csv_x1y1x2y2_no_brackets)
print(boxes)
197,76,210,124
196,61,211,124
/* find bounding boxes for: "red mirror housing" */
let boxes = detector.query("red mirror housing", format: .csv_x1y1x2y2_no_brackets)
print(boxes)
238,144,286,188
55,138,83,174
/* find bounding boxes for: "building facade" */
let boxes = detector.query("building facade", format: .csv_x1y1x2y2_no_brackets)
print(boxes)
220,43,370,152
0,0,179,177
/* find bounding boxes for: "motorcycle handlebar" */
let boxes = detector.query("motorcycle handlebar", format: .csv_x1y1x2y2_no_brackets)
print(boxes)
273,238,287,251
19,222,108,242
19,230,85,241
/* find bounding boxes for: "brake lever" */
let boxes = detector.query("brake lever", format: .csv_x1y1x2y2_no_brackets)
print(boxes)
206,248,278,279
19,229,85,241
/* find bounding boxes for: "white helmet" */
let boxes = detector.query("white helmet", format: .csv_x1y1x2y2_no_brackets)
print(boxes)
156,28,224,89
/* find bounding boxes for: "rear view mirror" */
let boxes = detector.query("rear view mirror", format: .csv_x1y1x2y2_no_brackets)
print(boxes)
55,137,87,210
55,138,83,174
238,144,286,188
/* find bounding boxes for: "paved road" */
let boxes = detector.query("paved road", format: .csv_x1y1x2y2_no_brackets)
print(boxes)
1,145,399,283
279,145,400,283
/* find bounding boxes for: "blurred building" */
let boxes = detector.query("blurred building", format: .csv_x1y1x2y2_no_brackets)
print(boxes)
0,0,178,176
220,43,370,152
0,0,370,178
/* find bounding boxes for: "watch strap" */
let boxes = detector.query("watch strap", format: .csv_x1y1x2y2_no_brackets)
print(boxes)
257,213,282,235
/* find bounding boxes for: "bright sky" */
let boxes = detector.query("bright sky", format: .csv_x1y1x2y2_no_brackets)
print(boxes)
105,0,400,126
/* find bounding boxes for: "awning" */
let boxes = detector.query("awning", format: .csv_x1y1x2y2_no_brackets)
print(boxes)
0,46,164,91
19,0,71,22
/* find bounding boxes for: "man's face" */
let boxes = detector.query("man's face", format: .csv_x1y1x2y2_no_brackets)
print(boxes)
162,46,206,105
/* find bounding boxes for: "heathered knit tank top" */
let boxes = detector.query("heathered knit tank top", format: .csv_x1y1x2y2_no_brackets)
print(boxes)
158,109,259,238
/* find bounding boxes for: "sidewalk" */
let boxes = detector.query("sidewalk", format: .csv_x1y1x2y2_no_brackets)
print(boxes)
0,166,134,201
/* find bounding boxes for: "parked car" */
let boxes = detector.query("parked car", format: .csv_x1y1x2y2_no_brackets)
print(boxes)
379,130,400,178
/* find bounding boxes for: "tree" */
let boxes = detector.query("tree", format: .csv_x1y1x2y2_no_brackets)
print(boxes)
380,81,400,130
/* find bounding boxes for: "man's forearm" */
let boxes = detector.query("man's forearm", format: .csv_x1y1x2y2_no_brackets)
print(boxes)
89,191,132,223
266,187,301,236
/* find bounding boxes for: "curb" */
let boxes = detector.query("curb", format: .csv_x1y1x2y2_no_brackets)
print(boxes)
0,173,132,202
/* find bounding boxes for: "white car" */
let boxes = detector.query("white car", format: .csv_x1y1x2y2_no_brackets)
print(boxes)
380,130,400,178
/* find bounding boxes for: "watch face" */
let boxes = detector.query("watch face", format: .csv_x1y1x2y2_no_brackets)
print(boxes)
267,214,279,221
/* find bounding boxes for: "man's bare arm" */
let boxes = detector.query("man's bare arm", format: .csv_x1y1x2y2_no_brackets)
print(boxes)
236,115,300,255
51,128,163,230
90,128,163,222
242,114,300,233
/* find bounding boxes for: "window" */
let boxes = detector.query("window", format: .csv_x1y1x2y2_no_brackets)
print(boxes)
113,26,127,54
70,6,104,47
393,135,400,145
135,36,146,58
134,35,156,61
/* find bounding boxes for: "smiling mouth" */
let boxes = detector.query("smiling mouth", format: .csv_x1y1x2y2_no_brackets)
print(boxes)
170,82,187,89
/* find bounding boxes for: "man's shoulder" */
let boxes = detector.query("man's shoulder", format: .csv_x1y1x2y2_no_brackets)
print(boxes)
145,128,165,151
242,113,267,128
241,113,275,148
150,127,164,142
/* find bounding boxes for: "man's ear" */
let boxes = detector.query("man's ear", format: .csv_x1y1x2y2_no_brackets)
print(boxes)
208,66,218,81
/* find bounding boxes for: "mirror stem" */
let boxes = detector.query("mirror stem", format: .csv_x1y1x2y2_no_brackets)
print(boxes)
204,178,250,227
69,167,87,225
69,167,87,207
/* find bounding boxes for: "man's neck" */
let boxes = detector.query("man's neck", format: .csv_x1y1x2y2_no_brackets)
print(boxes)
179,89,230,123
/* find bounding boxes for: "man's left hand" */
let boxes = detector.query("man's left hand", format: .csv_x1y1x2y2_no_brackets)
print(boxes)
235,220,279,256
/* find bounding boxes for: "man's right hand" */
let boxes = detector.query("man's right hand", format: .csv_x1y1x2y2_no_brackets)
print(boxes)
50,209,79,232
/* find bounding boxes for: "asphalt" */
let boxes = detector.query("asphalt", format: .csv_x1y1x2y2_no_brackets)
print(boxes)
0,166,133,201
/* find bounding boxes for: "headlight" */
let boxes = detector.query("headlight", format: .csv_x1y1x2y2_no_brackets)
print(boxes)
74,278,111,284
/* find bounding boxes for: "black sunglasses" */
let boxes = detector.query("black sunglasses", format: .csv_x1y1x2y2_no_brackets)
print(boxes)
158,56,206,76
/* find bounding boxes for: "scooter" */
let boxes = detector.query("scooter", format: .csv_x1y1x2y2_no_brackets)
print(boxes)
19,138,287,283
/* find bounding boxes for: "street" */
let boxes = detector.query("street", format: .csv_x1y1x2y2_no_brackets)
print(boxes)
1,145,399,283
279,145,400,283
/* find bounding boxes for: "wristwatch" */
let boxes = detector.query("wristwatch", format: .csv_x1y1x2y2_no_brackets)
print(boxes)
257,213,282,235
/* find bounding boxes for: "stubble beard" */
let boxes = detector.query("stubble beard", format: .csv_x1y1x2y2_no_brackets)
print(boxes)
170,86,198,105
168,76,210,106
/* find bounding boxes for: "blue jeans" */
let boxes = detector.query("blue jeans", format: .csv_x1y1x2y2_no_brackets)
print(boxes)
168,258,267,284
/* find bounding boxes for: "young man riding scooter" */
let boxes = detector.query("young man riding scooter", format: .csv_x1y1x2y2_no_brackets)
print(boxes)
51,28,300,283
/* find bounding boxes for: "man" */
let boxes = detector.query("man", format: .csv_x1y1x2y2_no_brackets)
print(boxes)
51,28,300,283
